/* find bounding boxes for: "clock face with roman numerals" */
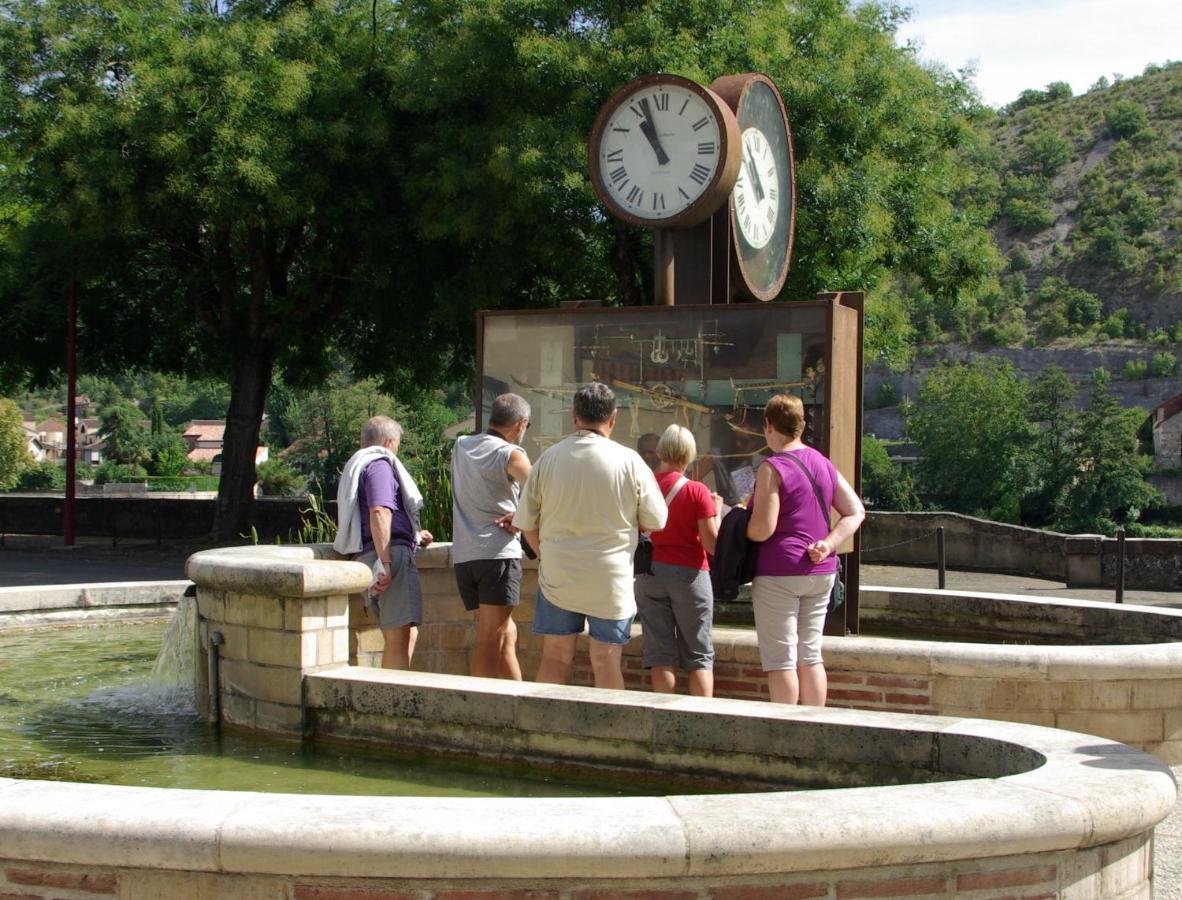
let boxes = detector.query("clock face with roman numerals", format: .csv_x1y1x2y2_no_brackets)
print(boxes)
588,75,739,229
734,126,779,250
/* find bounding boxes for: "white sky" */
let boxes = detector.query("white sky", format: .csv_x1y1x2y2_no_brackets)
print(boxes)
894,0,1182,108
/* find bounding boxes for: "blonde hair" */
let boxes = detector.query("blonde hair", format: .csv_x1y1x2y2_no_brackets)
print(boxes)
656,424,696,468
765,394,805,439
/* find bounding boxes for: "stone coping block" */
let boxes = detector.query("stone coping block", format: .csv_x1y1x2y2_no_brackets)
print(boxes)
2,671,1173,882
0,581,189,630
186,546,370,599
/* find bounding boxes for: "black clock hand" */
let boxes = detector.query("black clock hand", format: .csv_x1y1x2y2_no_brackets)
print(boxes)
743,147,766,203
638,97,670,165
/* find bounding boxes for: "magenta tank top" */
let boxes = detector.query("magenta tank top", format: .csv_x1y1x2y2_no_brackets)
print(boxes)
752,447,839,577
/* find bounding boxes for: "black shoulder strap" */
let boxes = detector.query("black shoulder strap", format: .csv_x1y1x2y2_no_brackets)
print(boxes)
779,451,830,522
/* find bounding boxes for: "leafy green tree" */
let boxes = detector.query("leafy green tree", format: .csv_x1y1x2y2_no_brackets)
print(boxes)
0,398,31,489
1022,364,1077,526
0,0,1000,539
0,0,414,539
148,433,189,476
904,359,1033,520
1016,129,1073,178
98,403,150,467
861,435,920,510
1053,369,1160,534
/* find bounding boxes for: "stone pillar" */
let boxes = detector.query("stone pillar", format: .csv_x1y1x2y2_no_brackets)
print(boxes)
186,546,371,735
1064,535,1104,588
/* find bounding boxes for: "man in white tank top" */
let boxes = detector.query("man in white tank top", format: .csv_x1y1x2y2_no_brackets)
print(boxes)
450,393,532,679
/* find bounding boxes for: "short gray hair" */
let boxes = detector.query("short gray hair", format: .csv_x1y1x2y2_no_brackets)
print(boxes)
656,424,696,468
361,415,402,447
489,393,531,428
573,382,616,426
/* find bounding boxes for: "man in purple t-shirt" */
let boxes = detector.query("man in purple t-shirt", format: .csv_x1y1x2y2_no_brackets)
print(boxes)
346,416,432,669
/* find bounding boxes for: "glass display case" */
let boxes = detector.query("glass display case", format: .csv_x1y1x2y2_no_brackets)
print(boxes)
476,294,864,631
477,297,861,505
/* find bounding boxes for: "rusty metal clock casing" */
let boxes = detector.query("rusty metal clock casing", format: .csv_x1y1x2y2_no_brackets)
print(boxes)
711,73,796,301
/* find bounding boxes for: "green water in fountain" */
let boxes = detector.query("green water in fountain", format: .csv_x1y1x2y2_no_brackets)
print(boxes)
0,621,683,798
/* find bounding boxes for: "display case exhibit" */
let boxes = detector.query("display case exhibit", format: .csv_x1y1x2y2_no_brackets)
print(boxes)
476,293,864,631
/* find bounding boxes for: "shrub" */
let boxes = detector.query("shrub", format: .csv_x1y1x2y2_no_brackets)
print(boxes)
1008,244,1032,271
1101,309,1130,338
16,460,65,490
1105,100,1148,138
1017,129,1073,177
1149,351,1177,377
94,462,147,485
1004,197,1055,231
869,382,898,409
256,458,306,496
1122,359,1148,379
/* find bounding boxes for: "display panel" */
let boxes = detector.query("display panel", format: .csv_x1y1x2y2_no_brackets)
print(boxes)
478,303,834,507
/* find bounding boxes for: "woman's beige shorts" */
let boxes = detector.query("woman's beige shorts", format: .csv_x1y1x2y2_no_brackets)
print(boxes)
751,574,836,671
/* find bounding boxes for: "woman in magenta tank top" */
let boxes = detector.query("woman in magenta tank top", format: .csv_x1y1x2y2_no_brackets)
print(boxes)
746,395,865,706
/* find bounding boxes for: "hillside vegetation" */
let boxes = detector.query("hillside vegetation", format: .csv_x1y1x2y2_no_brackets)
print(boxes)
869,62,1182,372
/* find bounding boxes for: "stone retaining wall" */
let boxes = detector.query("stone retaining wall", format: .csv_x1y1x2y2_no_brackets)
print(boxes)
862,510,1181,590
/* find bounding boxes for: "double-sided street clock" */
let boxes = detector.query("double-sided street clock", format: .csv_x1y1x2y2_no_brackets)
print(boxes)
588,74,741,230
588,72,794,304
711,73,796,301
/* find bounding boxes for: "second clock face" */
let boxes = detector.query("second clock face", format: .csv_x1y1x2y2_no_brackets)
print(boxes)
593,79,726,225
734,126,780,250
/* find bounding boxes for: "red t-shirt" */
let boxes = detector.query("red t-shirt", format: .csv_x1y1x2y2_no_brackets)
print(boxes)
650,470,717,571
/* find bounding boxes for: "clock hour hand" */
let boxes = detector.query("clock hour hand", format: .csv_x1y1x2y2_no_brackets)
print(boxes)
638,97,670,165
743,147,766,203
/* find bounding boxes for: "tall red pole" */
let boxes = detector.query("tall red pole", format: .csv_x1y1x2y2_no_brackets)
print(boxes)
64,276,77,546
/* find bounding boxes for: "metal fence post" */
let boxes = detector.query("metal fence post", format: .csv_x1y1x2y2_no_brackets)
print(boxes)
936,526,946,590
1115,528,1125,604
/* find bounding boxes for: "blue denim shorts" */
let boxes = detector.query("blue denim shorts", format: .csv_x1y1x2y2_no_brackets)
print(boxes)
531,588,634,646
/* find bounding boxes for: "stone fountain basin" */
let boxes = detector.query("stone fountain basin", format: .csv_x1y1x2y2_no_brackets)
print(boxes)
0,670,1174,885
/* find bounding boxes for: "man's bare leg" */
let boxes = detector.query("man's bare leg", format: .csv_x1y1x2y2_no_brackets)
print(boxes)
650,666,676,693
382,625,417,670
535,633,577,684
471,605,521,680
589,639,625,690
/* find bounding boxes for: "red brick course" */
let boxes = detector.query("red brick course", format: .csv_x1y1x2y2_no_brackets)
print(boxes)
5,869,116,893
836,875,949,897
956,864,1058,891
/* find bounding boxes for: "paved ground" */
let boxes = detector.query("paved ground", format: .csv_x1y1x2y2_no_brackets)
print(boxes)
2,536,1179,891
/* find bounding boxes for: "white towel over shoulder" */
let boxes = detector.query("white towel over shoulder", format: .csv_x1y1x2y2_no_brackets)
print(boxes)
333,446,423,556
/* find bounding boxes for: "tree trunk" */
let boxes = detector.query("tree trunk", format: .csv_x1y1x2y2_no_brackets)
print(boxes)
212,346,275,543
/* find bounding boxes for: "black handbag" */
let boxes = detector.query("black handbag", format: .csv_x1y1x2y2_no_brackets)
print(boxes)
779,452,845,613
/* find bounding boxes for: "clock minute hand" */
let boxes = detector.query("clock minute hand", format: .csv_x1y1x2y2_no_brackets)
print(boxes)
743,147,766,202
638,97,670,165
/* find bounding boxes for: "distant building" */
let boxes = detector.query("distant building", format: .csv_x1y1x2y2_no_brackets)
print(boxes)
183,419,267,474
22,422,46,463
33,418,67,461
1151,393,1182,471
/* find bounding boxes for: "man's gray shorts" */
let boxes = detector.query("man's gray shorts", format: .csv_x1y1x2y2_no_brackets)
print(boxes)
358,545,422,629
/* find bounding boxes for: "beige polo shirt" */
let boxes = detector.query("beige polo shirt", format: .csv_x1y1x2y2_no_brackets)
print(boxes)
514,429,667,621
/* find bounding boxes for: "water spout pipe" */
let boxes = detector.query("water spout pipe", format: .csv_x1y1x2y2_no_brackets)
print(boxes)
207,631,224,725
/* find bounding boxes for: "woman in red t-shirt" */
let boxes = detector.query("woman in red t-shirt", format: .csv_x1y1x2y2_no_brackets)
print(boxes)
635,424,723,696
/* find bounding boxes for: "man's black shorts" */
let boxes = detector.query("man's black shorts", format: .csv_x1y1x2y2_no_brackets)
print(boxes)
455,558,523,611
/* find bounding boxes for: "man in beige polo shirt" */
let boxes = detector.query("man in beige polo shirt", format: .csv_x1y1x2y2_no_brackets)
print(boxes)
515,383,667,689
